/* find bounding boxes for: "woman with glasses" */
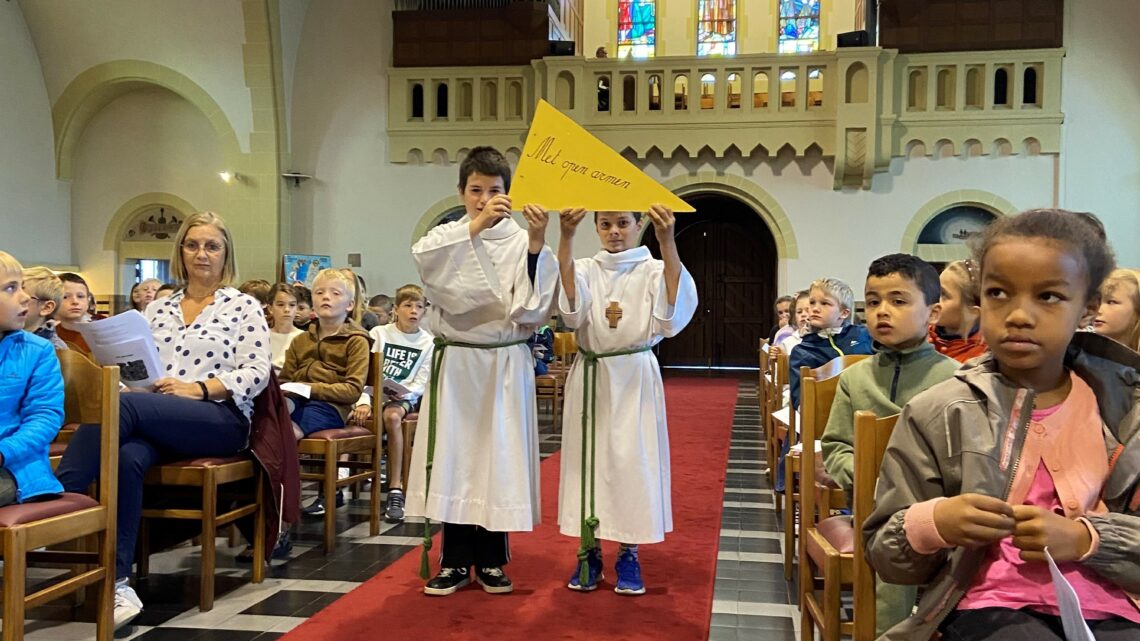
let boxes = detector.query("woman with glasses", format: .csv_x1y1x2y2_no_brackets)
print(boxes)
55,211,271,630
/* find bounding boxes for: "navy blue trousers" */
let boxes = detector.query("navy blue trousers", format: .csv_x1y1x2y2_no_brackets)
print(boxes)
55,392,248,579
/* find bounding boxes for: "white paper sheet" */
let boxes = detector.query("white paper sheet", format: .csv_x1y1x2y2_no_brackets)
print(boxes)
770,406,800,428
789,441,822,454
280,382,312,399
382,378,411,398
74,311,163,388
1045,547,1095,641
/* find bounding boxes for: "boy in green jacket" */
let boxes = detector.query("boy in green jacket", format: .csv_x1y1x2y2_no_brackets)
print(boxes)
820,253,958,635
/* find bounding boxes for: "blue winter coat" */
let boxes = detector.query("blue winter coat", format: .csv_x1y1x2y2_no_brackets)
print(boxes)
788,323,874,409
0,331,65,502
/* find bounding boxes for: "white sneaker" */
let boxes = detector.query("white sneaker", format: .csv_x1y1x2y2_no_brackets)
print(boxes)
113,578,143,629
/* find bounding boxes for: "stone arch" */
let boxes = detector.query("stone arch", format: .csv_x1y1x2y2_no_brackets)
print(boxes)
900,189,1019,253
103,192,198,252
411,195,465,244
659,173,798,259
52,60,242,180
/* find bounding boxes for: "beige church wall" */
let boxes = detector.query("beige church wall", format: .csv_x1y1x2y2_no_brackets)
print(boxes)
0,2,71,266
70,88,226,298
17,0,255,154
583,0,858,59
1060,0,1140,267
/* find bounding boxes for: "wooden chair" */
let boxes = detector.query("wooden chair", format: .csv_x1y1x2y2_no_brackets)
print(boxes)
768,350,789,501
138,455,264,611
551,332,578,371
0,351,119,641
757,339,769,443
535,373,563,431
296,351,383,553
799,375,887,641
783,355,868,582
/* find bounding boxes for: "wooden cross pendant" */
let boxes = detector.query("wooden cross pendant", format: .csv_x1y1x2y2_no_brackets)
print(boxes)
605,301,623,329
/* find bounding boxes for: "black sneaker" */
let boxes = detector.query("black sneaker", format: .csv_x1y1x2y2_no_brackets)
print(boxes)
301,491,344,518
385,489,405,523
424,567,470,596
475,566,513,594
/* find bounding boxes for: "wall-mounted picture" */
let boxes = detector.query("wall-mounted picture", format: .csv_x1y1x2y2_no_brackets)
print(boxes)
283,254,332,288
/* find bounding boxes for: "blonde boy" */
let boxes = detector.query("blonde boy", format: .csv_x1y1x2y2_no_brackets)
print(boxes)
351,284,434,523
280,268,371,516
21,267,67,350
0,251,66,508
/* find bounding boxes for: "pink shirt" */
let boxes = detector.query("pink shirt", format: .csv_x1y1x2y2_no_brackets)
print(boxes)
907,373,1140,622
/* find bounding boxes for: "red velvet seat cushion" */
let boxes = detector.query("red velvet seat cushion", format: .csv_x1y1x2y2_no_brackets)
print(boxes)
160,455,249,467
0,493,99,527
817,514,856,554
303,426,372,440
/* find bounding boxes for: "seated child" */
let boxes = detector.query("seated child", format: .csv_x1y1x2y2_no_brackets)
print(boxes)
21,267,67,350
367,294,393,326
54,272,94,356
128,278,162,313
528,323,555,375
928,259,988,362
1093,268,1140,353
280,269,371,516
154,282,177,300
864,210,1140,641
775,277,872,491
820,254,959,635
267,283,304,371
292,284,315,329
774,290,810,352
0,251,66,508
555,205,698,595
238,279,272,309
768,295,794,344
351,284,434,523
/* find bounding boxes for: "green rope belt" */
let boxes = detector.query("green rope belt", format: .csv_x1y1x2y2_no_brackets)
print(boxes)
420,336,528,579
576,344,654,585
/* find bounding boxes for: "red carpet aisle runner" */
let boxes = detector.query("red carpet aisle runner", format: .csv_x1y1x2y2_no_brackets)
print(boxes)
283,378,739,641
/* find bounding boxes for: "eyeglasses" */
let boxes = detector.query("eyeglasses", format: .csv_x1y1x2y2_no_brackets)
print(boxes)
181,241,225,255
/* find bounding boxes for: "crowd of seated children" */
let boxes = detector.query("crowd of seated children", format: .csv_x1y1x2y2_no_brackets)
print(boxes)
267,282,305,371
864,209,1140,641
54,211,272,629
1093,268,1140,353
351,283,434,523
819,253,959,635
21,266,67,350
128,278,162,313
0,251,66,512
279,268,371,517
929,259,988,362
54,272,95,355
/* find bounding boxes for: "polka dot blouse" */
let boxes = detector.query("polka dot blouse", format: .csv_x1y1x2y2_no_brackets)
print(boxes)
146,287,272,420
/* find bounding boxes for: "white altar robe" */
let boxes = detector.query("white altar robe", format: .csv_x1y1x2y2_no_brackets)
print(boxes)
406,216,557,531
557,246,698,543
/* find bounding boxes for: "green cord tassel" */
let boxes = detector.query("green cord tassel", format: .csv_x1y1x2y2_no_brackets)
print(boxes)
419,517,432,579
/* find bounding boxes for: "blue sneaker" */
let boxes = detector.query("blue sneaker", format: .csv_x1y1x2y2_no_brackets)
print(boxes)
614,548,645,595
567,548,604,591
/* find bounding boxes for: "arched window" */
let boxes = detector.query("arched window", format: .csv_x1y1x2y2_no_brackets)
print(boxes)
482,80,498,120
1023,66,1039,106
753,71,770,108
994,67,1010,106
457,81,473,119
778,0,820,54
618,0,656,59
623,75,637,111
697,0,736,56
410,83,424,119
648,74,662,111
674,75,689,110
435,82,449,119
936,68,954,108
727,73,741,108
700,73,716,109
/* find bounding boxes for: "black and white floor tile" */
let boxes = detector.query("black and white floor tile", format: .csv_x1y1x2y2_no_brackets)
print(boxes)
8,378,800,641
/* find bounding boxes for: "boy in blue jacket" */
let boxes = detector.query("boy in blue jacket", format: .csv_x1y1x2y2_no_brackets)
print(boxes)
775,276,872,491
0,251,65,506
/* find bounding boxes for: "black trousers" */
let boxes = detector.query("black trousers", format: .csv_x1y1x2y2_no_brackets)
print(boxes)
940,607,1140,641
440,522,509,569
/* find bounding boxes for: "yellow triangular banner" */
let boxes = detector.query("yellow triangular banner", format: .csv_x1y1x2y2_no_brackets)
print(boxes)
509,100,694,212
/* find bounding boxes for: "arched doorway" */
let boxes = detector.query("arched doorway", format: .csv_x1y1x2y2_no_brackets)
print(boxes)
642,194,778,369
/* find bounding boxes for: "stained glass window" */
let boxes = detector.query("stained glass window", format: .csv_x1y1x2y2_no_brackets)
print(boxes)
618,0,656,59
697,0,736,56
778,0,820,54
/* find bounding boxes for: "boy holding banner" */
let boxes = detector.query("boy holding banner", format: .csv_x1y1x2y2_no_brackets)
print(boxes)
556,205,698,594
407,146,558,596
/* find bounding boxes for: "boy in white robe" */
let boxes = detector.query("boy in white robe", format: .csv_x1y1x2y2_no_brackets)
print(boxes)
556,205,698,594
407,146,558,596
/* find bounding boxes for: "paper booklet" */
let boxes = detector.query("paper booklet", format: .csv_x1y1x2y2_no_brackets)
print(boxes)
280,382,312,399
75,310,164,389
1045,548,1096,641
382,378,411,399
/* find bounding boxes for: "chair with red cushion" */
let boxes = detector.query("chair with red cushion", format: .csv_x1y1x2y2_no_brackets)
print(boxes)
0,351,119,641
